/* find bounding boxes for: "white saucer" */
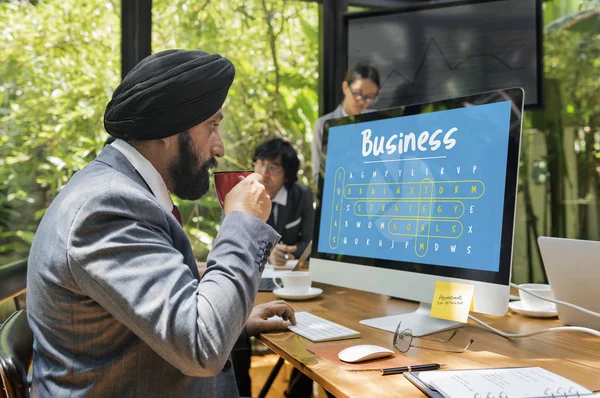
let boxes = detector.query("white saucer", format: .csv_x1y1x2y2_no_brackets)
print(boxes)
508,301,558,318
273,287,323,300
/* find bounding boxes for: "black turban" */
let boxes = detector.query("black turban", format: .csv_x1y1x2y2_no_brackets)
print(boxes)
104,49,235,140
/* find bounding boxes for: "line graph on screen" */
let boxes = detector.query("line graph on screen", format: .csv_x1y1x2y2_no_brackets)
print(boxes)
370,34,531,107
380,37,526,88
347,0,540,107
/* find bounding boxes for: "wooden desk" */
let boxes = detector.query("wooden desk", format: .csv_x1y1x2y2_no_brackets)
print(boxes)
256,283,600,397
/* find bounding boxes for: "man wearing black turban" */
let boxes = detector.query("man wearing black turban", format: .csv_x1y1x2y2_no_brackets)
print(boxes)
27,49,296,398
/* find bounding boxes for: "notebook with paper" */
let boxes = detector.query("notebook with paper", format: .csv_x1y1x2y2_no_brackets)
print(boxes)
404,367,594,398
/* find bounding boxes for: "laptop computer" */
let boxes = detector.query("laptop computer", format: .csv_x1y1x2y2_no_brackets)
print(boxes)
538,237,600,330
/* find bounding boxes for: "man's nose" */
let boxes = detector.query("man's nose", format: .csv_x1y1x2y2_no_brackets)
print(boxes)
211,135,225,158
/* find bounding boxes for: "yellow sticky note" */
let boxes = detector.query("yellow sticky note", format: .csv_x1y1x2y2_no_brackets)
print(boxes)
430,281,475,323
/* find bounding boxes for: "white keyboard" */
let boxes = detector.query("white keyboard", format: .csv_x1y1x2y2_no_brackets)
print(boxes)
282,311,361,342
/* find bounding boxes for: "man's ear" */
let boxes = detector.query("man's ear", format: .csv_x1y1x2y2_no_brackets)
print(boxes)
342,80,348,92
159,134,178,154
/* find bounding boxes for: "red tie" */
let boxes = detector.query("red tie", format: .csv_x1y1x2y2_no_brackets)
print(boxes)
172,205,183,226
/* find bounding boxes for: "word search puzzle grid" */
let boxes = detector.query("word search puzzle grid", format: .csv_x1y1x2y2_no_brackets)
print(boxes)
318,101,512,272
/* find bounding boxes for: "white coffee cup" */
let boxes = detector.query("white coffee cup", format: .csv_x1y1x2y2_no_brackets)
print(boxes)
518,283,556,311
273,271,311,295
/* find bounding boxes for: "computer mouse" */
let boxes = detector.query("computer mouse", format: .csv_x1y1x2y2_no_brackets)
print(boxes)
337,344,394,363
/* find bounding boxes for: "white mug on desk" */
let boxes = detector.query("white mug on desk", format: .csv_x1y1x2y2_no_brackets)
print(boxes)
518,283,556,312
273,271,311,295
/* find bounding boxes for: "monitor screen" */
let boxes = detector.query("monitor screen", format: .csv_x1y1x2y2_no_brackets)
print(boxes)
346,0,541,108
311,88,523,319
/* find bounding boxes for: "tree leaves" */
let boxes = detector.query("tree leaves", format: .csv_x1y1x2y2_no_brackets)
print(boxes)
0,0,119,257
0,0,318,260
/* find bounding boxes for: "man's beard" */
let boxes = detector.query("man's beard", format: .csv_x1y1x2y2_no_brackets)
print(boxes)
169,130,218,200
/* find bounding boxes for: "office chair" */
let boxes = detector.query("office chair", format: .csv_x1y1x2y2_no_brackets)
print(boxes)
0,310,33,398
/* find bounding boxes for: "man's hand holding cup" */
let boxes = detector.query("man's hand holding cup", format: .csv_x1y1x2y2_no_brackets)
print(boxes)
214,171,272,222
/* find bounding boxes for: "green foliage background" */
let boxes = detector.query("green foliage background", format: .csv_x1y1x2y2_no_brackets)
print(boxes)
0,0,318,262
0,0,121,259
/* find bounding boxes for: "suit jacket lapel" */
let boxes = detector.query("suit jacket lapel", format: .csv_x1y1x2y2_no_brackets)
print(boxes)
95,145,199,279
275,199,291,235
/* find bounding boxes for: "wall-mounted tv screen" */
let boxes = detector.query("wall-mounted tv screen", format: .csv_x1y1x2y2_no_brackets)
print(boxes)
346,0,542,108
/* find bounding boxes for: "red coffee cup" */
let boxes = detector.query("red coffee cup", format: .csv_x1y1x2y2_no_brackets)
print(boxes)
213,170,253,209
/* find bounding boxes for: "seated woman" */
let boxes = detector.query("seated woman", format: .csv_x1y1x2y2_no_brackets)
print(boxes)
253,138,314,265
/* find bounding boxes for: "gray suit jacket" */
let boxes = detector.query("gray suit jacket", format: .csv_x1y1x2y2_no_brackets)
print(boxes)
26,146,280,397
311,104,345,186
273,182,314,258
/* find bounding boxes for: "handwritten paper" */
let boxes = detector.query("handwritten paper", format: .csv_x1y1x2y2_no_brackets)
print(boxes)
430,281,474,323
417,367,592,398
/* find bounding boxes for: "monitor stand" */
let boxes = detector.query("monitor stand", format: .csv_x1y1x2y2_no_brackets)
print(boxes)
360,302,461,337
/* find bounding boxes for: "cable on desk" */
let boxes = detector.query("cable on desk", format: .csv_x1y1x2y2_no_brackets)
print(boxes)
468,314,600,338
468,283,600,339
510,283,600,319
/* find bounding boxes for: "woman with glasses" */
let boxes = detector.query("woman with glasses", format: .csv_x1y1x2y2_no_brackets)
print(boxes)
253,138,314,266
311,62,381,185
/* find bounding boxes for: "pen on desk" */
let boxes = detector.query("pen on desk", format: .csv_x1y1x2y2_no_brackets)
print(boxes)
380,363,445,376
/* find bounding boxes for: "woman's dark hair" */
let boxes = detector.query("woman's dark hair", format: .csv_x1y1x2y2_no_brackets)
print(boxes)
345,62,381,88
253,138,299,189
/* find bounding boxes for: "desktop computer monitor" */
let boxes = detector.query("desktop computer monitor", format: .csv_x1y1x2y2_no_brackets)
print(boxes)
310,88,524,336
